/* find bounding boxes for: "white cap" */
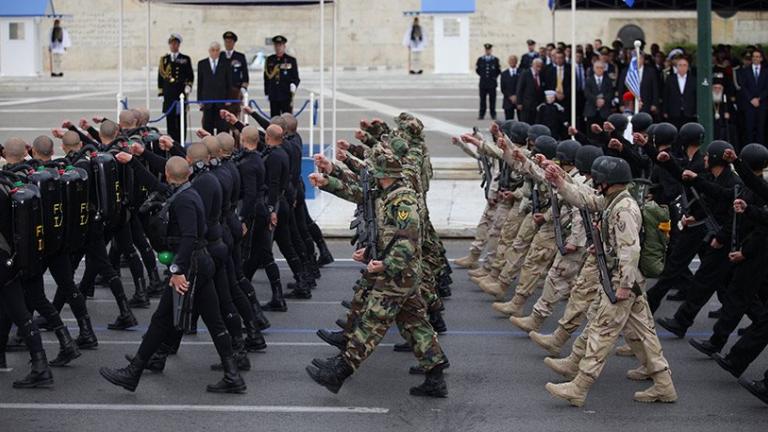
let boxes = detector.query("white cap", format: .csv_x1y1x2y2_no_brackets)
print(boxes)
545,90,556,97
168,33,183,43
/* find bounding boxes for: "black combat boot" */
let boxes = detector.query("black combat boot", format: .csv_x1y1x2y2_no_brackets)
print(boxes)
6,334,26,352
128,277,150,309
437,273,452,298
429,310,448,334
211,338,251,371
711,353,744,378
284,271,312,300
126,342,172,372
75,315,98,349
147,268,165,298
316,329,346,350
243,321,267,352
305,354,353,394
308,253,321,280
206,356,247,394
738,376,768,405
341,300,352,309
262,263,288,312
656,317,687,339
410,362,450,375
689,338,721,356
410,363,449,398
13,351,54,389
394,342,413,352
335,318,348,330
49,326,82,367
107,279,138,330
316,238,334,267
242,280,270,330
99,354,146,392
311,355,340,369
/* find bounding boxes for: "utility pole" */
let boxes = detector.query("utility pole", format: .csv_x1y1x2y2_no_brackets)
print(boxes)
697,0,713,148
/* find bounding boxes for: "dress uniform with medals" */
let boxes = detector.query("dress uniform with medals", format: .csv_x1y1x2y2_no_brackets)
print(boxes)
264,35,300,117
220,31,249,118
158,33,194,142
476,43,501,120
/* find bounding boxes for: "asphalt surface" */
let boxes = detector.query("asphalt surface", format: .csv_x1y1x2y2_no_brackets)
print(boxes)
0,239,766,432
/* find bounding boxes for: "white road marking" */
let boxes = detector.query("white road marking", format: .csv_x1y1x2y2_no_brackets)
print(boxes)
0,403,389,414
0,90,128,107
83,299,344,305
39,340,396,347
0,368,13,373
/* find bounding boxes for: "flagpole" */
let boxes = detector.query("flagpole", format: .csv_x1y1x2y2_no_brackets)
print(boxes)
570,0,576,131
634,40,641,114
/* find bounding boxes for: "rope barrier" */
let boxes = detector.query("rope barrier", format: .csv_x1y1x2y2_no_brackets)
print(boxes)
147,100,179,124
247,99,271,120
184,99,243,105
137,97,314,125
293,99,311,117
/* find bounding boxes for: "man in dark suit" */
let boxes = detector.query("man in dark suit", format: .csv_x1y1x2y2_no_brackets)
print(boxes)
264,35,300,117
544,50,571,118
220,31,249,119
662,57,697,129
583,60,614,127
519,39,539,70
739,50,768,144
617,53,661,118
476,43,501,120
157,33,194,143
197,41,232,134
500,55,520,121
516,58,545,124
573,50,587,131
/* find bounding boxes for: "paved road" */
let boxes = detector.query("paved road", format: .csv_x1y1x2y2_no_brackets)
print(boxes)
0,240,766,432
0,70,495,159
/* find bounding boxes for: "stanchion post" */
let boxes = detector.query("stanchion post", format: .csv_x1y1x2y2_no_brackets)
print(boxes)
242,90,249,125
309,92,315,158
116,92,123,119
179,93,185,146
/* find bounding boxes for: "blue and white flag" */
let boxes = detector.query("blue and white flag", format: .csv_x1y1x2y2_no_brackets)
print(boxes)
548,0,555,10
624,0,635,7
625,53,641,100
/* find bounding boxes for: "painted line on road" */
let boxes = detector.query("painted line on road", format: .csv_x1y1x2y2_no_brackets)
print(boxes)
0,368,13,372
38,340,394,347
0,403,389,415
84,299,344,305
0,91,126,107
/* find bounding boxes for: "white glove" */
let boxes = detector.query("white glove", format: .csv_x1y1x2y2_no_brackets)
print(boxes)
240,87,248,96
290,83,297,93
184,85,191,95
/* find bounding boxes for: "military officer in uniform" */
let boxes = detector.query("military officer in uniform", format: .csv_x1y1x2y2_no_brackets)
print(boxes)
158,33,194,143
220,31,249,119
264,35,300,117
476,43,501,120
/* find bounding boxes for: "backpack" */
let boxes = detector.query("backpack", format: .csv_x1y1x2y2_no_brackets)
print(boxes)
639,200,671,278
8,180,44,276
139,183,192,252
27,168,65,257
60,166,90,247
91,152,123,230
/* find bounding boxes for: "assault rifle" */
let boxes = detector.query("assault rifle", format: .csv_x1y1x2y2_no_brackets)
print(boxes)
581,209,617,304
551,187,567,255
349,168,378,261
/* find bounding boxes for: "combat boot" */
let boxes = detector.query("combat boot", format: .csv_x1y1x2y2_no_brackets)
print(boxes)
308,253,322,280
49,326,82,367
128,276,151,309
107,279,138,330
317,329,347,350
656,317,687,339
305,354,353,394
454,251,481,269
545,373,594,407
468,266,489,280
75,315,98,349
410,363,449,398
211,338,251,372
243,321,267,352
429,310,448,334
478,277,504,299
99,354,145,392
614,343,634,357
341,300,352,309
633,370,677,403
13,351,54,389
207,356,247,394
689,338,721,356
243,284,271,330
316,238,335,267
394,342,413,352
738,376,768,405
284,271,312,299
544,353,580,380
147,267,165,298
262,276,288,312
509,311,545,333
491,294,527,317
530,326,571,357
626,365,651,381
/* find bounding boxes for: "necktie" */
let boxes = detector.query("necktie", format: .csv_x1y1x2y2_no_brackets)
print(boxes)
756,66,761,81
597,76,601,87
556,67,564,94
535,73,540,87
212,60,217,73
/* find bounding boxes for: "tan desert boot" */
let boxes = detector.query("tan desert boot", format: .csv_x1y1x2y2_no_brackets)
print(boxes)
478,277,503,298
491,292,525,314
545,373,594,407
454,251,481,269
615,343,634,357
530,326,571,356
634,370,678,403
509,311,545,333
626,365,651,381
543,353,580,380
467,266,489,279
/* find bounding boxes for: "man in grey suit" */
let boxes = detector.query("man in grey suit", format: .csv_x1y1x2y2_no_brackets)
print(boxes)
583,61,614,127
197,41,232,134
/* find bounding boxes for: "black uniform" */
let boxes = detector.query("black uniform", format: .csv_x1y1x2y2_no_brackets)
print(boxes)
158,52,194,142
264,53,300,117
220,50,249,117
476,54,501,119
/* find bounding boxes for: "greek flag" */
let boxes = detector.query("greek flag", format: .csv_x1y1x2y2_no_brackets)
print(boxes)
624,0,635,6
548,0,555,10
625,53,641,100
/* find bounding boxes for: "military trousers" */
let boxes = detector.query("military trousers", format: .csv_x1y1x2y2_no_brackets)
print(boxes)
511,222,559,299
489,205,526,274
469,201,497,256
557,255,600,334
532,247,587,318
497,214,538,286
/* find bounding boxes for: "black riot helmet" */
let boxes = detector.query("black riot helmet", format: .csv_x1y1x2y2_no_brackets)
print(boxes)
499,120,516,139
677,122,705,148
555,139,581,165
591,156,632,186
740,143,768,172
706,140,734,168
607,113,629,134
651,122,677,147
631,112,653,134
527,124,552,143
509,121,531,144
575,145,604,175
533,136,558,159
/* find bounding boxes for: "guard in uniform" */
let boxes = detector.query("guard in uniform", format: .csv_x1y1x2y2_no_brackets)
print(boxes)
220,31,249,119
158,33,194,143
264,35,300,117
476,43,501,120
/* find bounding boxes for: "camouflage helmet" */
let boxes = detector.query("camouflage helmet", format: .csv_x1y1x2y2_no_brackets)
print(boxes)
394,112,424,137
387,137,409,157
370,146,403,179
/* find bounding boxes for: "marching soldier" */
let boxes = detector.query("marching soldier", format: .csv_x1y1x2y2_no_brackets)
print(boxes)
264,35,300,117
476,43,501,120
158,33,194,143
220,31,249,119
